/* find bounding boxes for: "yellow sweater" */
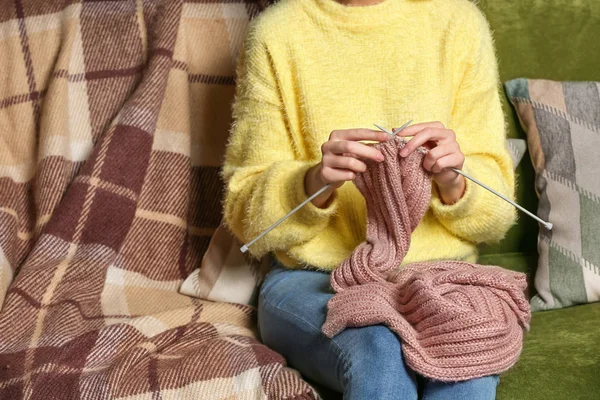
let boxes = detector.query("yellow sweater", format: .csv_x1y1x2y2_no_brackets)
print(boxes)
223,0,516,270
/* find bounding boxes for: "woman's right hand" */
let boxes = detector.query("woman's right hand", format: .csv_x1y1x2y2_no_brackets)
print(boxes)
305,129,389,208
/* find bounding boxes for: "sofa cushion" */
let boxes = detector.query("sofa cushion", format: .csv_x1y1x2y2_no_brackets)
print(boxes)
497,302,600,400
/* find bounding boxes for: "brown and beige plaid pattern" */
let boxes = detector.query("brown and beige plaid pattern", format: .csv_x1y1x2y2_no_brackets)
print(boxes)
0,1,318,398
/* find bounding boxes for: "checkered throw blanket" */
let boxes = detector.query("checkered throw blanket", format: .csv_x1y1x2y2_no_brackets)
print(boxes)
0,1,318,398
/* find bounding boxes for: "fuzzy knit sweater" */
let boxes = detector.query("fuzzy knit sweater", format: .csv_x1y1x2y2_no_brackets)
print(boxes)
322,137,531,381
223,0,517,270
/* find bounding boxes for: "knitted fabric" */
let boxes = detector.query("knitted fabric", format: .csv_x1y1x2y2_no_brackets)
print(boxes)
330,137,430,291
322,137,531,382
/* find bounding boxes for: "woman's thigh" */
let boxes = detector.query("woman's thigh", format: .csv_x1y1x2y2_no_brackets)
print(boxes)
258,267,347,391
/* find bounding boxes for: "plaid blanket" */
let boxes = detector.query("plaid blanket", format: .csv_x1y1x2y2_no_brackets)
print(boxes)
0,1,318,398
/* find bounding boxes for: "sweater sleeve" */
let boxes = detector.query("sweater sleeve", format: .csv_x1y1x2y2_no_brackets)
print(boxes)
222,28,338,258
429,8,516,244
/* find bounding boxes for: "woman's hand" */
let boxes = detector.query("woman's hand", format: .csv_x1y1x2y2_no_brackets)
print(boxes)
305,129,389,208
395,121,466,205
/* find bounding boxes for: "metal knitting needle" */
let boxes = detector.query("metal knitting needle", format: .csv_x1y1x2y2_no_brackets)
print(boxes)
453,169,552,230
374,120,412,137
240,124,411,253
240,183,331,253
374,124,553,231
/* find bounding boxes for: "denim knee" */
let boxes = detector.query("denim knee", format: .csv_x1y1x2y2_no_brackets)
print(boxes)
340,324,405,373
336,324,418,399
422,373,500,400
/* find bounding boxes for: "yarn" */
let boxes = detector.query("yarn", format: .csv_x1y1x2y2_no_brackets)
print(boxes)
322,136,531,382
330,137,430,291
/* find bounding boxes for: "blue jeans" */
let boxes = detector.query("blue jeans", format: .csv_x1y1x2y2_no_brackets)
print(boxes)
258,266,499,400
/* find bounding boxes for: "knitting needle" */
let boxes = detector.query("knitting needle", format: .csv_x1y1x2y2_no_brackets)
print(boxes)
374,124,553,231
240,124,410,253
240,184,331,253
375,120,412,138
453,170,553,230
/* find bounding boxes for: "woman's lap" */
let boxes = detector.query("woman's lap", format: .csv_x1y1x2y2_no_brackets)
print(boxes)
258,267,349,392
258,266,499,400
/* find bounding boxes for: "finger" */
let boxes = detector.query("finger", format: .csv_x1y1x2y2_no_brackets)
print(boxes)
330,129,389,143
328,140,384,162
321,165,355,183
431,153,465,173
323,154,368,173
422,144,455,171
400,128,454,157
394,121,445,137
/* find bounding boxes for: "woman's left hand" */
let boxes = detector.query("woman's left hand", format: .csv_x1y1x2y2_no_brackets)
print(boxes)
394,121,466,204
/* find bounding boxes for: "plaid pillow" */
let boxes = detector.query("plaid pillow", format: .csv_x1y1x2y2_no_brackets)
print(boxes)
181,140,527,305
505,78,600,311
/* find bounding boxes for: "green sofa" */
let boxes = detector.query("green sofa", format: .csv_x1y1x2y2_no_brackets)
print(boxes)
315,1,600,399
478,1,600,399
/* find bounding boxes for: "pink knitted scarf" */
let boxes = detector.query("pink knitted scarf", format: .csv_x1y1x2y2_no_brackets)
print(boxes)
322,137,531,382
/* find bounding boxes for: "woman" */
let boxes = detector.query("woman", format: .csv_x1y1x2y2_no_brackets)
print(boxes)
223,0,516,398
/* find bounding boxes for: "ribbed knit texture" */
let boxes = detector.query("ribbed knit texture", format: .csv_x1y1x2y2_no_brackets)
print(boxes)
323,138,531,382
330,138,430,290
223,0,517,270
